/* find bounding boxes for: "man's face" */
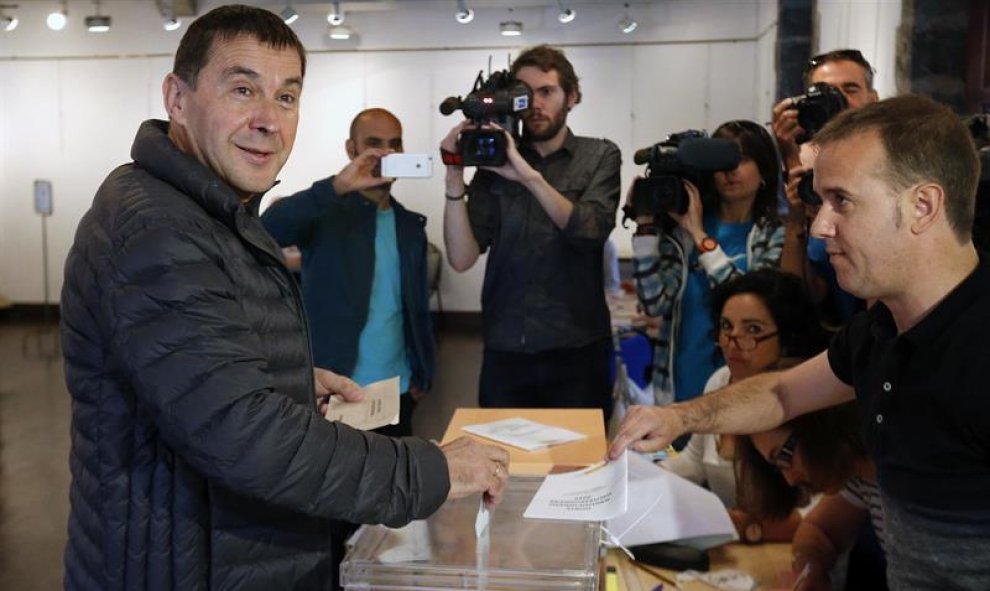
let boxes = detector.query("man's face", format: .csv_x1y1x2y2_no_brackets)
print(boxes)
809,59,878,109
811,131,912,300
346,113,403,159
514,66,576,143
167,35,303,198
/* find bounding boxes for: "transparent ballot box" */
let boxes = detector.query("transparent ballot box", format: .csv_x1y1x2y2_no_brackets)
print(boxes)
340,477,601,590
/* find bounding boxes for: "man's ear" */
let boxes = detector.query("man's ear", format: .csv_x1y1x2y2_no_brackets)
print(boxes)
345,138,357,161
162,73,189,124
565,90,578,112
909,182,944,235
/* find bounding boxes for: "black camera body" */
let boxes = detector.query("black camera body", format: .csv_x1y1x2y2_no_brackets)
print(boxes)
440,70,532,167
623,130,742,224
793,82,848,144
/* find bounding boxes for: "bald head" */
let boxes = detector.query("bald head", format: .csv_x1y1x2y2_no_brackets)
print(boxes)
346,108,403,159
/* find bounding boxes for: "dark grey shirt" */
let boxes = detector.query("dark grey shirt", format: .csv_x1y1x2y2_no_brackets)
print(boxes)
467,129,621,353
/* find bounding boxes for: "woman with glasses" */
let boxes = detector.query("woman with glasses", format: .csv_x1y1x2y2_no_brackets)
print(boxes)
737,404,885,591
662,269,827,542
631,120,786,409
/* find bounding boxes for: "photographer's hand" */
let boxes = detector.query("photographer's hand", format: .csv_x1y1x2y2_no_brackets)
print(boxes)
772,97,804,171
668,180,706,244
784,165,808,224
481,128,574,229
333,148,392,195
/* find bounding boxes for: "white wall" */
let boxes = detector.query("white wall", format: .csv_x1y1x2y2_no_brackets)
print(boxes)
2,0,785,311
815,0,902,100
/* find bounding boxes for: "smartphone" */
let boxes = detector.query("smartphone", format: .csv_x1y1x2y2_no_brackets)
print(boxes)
381,153,433,178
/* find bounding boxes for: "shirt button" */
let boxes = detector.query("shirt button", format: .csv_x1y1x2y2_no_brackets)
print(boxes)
876,414,884,424
882,382,892,392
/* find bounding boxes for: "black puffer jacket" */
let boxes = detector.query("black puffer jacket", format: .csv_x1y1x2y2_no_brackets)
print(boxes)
60,120,450,590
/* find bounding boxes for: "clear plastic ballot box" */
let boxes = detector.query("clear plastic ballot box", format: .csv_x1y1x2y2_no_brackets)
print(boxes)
340,477,601,590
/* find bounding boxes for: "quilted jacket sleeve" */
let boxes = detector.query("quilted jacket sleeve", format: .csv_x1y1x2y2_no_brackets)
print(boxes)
103,214,449,528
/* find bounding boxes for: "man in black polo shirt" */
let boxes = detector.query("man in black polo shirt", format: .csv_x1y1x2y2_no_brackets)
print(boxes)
440,45,621,417
609,95,990,590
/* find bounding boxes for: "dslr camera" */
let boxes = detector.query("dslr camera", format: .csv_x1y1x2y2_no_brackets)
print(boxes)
790,82,849,206
440,69,532,167
622,130,741,224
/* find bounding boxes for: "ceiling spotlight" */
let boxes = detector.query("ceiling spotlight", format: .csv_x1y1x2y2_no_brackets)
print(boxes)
0,11,17,33
85,0,110,33
455,0,474,24
327,1,344,26
85,15,110,32
329,25,352,40
280,2,299,25
556,1,575,24
163,16,181,31
47,1,67,31
619,3,638,34
500,20,522,36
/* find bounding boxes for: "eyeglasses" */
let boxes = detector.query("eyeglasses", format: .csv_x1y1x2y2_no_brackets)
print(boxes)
717,330,779,352
770,432,799,472
803,49,875,86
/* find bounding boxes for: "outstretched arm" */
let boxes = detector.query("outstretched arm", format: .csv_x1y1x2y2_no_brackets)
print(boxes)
608,351,853,459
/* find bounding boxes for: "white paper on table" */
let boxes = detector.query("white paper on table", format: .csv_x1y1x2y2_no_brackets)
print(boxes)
461,417,587,451
323,376,400,431
523,451,628,521
606,452,738,550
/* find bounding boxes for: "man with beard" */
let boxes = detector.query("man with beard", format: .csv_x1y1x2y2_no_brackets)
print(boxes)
440,44,621,417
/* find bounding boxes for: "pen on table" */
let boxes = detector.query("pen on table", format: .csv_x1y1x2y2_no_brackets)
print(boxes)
792,562,812,590
627,559,679,589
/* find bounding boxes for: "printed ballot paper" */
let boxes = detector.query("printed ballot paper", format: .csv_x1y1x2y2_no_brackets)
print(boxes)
323,376,400,431
461,417,587,451
523,451,628,521
606,452,737,549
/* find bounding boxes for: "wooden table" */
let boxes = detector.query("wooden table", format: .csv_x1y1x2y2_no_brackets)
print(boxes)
606,543,791,590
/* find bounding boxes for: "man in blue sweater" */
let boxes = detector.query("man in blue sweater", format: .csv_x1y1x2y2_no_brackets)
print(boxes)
263,108,434,437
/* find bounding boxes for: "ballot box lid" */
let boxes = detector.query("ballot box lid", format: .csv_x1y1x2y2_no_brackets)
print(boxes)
340,476,601,590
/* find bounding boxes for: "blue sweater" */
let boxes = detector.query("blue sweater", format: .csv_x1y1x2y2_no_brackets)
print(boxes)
262,177,435,392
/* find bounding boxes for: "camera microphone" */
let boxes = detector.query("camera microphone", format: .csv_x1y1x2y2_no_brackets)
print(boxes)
677,138,741,171
439,96,462,116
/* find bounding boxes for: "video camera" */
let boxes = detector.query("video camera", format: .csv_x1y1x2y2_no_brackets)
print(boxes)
622,130,741,225
789,82,849,206
440,69,532,167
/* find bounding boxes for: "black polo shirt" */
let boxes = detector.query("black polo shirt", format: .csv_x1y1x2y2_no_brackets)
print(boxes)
466,129,621,353
828,257,990,524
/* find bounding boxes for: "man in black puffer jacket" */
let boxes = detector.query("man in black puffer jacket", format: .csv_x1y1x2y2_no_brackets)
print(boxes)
59,6,509,590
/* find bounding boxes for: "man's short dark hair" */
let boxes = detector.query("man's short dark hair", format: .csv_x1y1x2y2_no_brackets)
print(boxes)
802,48,875,89
511,44,582,105
815,94,979,243
173,4,307,88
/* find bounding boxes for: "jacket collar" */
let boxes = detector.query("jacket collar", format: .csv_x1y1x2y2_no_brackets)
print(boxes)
131,119,275,226
131,119,284,263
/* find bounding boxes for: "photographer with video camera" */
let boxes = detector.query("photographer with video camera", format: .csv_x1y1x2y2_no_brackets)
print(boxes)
775,49,878,325
629,120,785,409
440,45,621,416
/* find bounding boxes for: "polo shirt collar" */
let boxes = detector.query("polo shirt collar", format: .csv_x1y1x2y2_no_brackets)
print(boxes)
870,256,988,346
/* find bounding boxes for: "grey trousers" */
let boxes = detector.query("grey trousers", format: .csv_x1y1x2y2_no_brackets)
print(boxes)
883,494,990,590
